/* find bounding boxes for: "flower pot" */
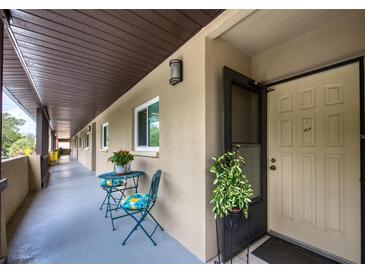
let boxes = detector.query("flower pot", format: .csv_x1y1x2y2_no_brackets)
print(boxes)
115,164,130,174
229,208,242,215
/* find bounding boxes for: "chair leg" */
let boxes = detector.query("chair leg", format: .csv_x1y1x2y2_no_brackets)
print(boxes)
122,210,157,246
105,192,110,218
148,211,164,231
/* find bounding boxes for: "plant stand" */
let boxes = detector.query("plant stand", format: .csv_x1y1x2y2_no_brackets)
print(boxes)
214,214,250,264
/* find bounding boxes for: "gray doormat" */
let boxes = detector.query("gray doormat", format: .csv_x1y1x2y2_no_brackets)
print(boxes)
252,237,337,264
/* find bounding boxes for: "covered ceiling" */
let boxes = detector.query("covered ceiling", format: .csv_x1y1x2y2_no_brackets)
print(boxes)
3,9,222,138
221,10,350,56
3,30,40,118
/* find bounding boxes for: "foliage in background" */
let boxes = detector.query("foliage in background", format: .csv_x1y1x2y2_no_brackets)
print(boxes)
210,146,254,219
9,134,36,158
149,126,159,147
108,150,134,166
2,112,36,159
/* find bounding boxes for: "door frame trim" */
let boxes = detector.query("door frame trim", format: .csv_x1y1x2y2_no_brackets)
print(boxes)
267,56,365,264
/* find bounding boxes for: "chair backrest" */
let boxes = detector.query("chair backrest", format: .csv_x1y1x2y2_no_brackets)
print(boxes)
148,170,162,203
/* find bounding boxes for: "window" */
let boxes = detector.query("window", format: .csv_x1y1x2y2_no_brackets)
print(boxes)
85,132,90,149
101,122,109,150
78,137,82,148
134,97,159,151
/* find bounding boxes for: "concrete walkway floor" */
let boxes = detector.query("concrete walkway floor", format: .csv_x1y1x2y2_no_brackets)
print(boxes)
6,156,201,264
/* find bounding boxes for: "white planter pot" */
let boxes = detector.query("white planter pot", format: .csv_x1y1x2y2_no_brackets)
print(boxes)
115,164,130,174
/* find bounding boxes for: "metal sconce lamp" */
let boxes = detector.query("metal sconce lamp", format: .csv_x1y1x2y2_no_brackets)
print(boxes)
169,59,183,86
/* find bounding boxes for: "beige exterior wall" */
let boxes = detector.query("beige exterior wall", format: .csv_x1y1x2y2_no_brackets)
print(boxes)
251,10,365,82
2,156,29,223
70,137,78,160
74,30,208,260
77,127,95,171
204,37,251,260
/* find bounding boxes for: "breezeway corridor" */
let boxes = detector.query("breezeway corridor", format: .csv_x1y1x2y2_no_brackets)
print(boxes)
6,156,201,264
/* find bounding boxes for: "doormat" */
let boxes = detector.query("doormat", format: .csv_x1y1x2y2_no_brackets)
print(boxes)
252,237,337,264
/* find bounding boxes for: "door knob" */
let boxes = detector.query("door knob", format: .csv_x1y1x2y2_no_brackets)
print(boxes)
270,165,276,171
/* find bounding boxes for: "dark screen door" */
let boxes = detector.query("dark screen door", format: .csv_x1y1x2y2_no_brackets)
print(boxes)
221,66,267,261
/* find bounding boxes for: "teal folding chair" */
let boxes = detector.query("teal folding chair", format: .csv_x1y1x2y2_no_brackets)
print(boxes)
120,170,163,246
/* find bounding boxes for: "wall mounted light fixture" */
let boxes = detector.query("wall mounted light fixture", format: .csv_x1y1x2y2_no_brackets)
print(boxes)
169,59,183,86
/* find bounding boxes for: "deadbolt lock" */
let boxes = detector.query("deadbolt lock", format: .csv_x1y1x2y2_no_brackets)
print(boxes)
270,158,276,163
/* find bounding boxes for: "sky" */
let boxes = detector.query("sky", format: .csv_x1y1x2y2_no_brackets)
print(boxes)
3,90,36,136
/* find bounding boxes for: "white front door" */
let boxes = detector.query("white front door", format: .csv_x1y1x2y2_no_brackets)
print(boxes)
268,62,361,263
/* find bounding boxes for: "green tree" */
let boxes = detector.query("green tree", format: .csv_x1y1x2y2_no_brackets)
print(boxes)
2,112,25,158
9,135,36,158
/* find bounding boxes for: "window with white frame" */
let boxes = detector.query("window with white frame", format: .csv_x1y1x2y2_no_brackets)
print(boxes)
134,97,159,151
101,122,109,150
85,132,90,149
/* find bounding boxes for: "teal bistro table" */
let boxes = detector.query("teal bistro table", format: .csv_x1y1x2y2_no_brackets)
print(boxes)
98,171,145,230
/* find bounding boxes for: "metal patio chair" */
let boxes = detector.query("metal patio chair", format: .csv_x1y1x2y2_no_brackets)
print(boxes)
120,170,163,246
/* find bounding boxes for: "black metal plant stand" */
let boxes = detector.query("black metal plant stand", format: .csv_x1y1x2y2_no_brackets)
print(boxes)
214,213,250,264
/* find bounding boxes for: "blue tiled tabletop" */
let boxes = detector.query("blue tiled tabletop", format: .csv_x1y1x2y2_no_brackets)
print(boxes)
98,171,145,181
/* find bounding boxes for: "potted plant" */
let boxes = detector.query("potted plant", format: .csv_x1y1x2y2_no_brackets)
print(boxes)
108,150,134,174
210,145,254,219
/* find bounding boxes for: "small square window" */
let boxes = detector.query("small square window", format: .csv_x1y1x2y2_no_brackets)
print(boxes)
134,97,159,152
101,123,109,150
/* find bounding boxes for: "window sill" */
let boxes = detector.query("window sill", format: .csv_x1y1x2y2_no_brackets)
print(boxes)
99,148,108,152
131,151,159,158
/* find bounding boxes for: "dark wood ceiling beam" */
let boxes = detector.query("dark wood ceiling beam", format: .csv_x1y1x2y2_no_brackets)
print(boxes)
16,40,150,75
54,9,176,53
179,10,212,26
26,63,130,86
105,10,185,47
14,33,153,72
11,27,157,73
130,10,195,40
29,70,130,90
35,84,119,100
21,54,144,80
32,76,129,95
10,19,161,66
154,10,202,34
19,46,148,79
78,9,179,51
16,9,169,59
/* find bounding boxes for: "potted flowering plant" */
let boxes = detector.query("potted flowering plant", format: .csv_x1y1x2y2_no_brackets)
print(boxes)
108,150,134,174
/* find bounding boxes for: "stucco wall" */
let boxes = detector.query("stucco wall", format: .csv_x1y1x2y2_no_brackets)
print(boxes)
251,10,365,82
70,137,78,160
74,30,207,260
2,156,29,223
77,127,95,171
205,37,251,260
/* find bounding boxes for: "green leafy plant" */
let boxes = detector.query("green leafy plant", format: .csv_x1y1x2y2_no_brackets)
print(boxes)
108,150,134,166
210,145,254,219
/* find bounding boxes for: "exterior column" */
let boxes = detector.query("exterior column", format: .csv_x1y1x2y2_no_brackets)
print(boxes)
50,130,56,151
36,107,50,187
0,20,9,263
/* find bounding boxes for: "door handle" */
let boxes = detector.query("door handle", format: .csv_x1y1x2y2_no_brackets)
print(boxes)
270,165,276,171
